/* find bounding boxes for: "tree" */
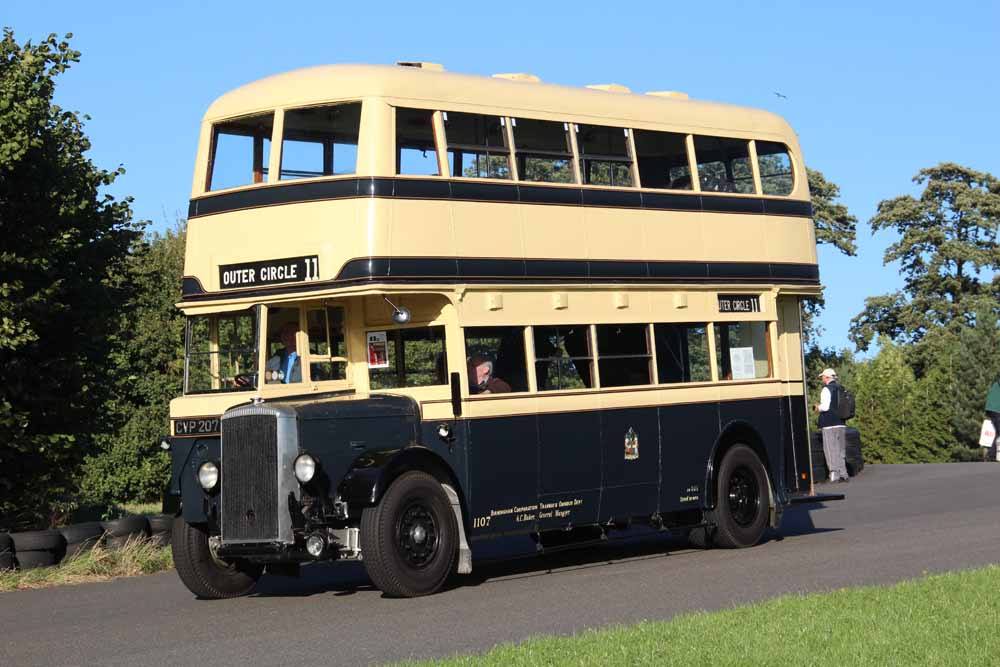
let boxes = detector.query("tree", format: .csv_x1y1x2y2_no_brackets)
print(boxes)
0,30,143,529
81,223,186,506
850,163,1000,351
802,169,857,347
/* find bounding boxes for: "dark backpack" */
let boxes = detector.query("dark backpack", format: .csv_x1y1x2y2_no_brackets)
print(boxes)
836,385,856,420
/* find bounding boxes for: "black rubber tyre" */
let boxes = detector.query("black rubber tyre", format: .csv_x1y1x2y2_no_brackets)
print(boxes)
687,525,716,549
713,445,770,549
101,515,150,538
148,514,174,534
11,529,65,553
360,471,458,598
15,550,57,570
0,533,13,571
60,522,104,559
171,518,262,599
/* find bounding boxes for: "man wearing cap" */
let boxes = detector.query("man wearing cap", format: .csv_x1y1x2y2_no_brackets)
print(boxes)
815,368,849,482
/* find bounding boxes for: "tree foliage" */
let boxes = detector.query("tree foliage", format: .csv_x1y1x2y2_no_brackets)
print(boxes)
80,224,186,506
850,163,1000,351
0,30,143,529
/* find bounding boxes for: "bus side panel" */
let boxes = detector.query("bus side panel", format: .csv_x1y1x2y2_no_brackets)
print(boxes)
719,399,785,498
785,393,811,493
658,402,720,514
466,414,539,537
599,407,659,522
538,411,601,529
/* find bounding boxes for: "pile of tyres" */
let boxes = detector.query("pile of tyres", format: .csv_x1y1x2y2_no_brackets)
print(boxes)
0,514,173,572
810,427,865,482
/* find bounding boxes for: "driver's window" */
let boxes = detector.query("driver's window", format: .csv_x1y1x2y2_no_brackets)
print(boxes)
307,306,348,381
264,308,303,384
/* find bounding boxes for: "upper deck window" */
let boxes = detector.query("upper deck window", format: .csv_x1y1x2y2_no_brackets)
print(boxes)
577,125,633,187
512,118,575,184
633,130,691,190
444,112,511,180
396,108,439,176
756,141,794,196
207,112,274,191
280,103,360,180
694,135,754,194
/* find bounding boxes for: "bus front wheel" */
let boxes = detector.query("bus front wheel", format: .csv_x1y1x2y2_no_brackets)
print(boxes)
172,518,262,599
360,471,458,597
713,444,770,548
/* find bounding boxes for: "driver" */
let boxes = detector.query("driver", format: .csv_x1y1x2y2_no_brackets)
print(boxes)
265,322,302,383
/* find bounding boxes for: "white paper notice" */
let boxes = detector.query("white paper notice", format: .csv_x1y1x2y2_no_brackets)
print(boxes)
367,331,389,368
730,347,757,380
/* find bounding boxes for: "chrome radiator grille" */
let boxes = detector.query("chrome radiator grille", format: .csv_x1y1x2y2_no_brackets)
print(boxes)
221,413,279,541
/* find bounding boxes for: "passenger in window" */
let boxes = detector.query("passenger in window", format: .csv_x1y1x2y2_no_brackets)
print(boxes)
467,354,511,394
265,322,302,384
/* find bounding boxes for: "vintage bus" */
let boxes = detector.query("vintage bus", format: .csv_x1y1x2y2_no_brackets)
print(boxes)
165,62,837,599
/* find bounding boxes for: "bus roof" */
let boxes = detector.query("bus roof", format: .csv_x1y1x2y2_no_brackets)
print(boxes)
204,64,796,138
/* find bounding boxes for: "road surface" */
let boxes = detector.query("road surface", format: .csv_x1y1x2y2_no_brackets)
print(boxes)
1,463,998,666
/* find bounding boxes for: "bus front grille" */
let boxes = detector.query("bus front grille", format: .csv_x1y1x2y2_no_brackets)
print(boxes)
221,414,279,541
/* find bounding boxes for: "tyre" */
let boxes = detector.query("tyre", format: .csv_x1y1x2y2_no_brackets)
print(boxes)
687,525,715,549
360,471,458,598
171,519,262,599
59,522,104,559
0,533,13,571
101,515,150,549
15,550,57,570
148,514,174,534
10,529,65,553
712,445,770,549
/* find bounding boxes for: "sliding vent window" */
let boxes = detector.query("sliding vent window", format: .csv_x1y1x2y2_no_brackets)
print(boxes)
279,103,360,180
715,321,771,380
596,324,651,387
396,108,439,176
369,326,448,389
533,325,593,390
577,125,633,187
512,118,575,183
633,130,691,190
756,141,794,196
694,136,754,194
654,323,711,383
445,112,510,179
307,307,348,381
463,326,529,393
207,112,274,191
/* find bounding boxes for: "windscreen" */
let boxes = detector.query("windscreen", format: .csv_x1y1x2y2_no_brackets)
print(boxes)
184,308,258,394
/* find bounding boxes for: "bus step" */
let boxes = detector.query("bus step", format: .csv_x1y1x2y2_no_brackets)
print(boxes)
788,492,845,505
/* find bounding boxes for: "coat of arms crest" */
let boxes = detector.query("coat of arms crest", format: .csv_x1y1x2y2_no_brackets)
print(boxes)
624,427,639,460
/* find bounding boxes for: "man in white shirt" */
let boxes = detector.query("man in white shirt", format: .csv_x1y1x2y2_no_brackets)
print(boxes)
815,368,848,483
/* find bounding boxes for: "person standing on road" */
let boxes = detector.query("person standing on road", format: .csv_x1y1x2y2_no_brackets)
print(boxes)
815,368,849,483
983,378,1000,461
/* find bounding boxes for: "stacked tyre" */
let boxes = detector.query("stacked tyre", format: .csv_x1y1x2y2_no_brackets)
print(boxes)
0,533,14,571
100,515,150,549
59,522,104,559
148,514,174,547
810,428,865,481
10,530,66,570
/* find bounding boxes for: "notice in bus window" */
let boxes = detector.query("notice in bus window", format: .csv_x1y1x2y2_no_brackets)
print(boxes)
367,331,389,368
730,347,756,380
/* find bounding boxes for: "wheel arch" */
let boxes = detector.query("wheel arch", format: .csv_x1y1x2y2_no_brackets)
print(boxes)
704,420,774,511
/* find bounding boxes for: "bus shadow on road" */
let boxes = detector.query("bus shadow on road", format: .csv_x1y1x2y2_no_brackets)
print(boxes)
774,504,842,538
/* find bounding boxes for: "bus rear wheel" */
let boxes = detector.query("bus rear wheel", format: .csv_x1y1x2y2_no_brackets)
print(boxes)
172,518,263,599
713,444,770,548
360,471,457,598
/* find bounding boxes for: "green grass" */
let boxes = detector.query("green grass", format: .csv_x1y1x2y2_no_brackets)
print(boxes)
402,565,1000,666
0,536,173,592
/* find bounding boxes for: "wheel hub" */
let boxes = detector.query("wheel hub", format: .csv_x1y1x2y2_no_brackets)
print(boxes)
727,465,761,527
397,502,439,568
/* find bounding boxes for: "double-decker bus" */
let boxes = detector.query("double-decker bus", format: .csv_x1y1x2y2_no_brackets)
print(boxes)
165,62,838,599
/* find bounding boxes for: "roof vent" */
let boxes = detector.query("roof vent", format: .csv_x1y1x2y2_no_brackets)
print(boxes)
396,61,444,71
646,90,689,100
492,73,541,83
585,83,631,93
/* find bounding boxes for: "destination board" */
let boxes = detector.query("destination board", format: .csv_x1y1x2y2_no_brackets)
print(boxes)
718,294,762,313
219,255,319,289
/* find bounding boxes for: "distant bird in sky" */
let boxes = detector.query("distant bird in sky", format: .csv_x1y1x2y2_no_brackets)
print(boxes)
773,91,788,100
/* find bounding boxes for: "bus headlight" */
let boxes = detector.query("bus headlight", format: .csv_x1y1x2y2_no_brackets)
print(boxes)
198,461,219,491
294,454,317,483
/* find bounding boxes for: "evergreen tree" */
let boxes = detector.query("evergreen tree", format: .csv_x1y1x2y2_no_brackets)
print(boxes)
0,30,143,529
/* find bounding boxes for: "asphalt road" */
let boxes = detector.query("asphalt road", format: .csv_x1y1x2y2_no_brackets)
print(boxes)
2,463,998,666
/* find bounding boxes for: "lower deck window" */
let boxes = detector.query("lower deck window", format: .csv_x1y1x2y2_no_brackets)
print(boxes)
464,326,528,393
185,309,258,393
654,323,711,383
715,321,771,380
369,326,448,389
596,324,651,387
533,325,593,391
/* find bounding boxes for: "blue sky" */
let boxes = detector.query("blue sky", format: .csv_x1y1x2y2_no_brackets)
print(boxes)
7,1,999,351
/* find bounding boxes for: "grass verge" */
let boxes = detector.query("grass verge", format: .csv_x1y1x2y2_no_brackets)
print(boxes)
402,564,1000,666
0,536,173,592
